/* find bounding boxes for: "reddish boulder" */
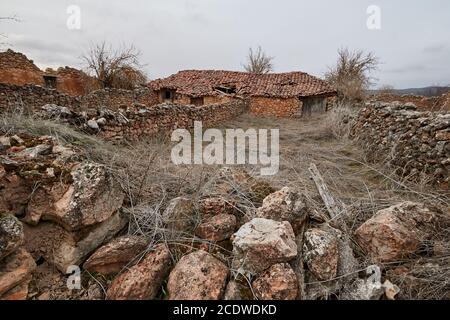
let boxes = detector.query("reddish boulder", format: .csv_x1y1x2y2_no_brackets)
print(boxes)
107,244,172,300
195,214,237,242
252,263,298,300
167,250,229,300
83,235,148,275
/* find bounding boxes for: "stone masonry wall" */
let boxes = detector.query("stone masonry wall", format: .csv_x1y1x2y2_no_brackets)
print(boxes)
352,102,450,188
0,83,159,112
0,49,44,87
92,100,248,141
249,97,301,117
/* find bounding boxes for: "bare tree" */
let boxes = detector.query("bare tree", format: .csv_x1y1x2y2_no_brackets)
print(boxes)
243,46,274,74
378,84,395,95
325,48,379,102
82,42,147,89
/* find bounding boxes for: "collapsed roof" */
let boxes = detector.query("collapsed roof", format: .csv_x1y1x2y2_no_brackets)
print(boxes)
149,70,336,98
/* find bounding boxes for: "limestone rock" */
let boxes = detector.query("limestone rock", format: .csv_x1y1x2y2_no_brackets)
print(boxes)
87,119,99,130
167,250,229,300
0,248,36,297
0,136,11,152
202,167,275,204
107,244,172,300
83,235,148,275
162,197,196,233
223,280,253,300
303,227,339,281
355,202,438,262
0,214,24,260
256,187,309,233
195,214,237,242
43,162,124,231
24,212,126,272
16,144,52,159
252,263,298,300
231,218,297,275
198,197,236,217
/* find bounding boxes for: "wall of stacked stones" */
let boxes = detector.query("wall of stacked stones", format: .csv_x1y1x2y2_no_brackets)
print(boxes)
0,83,159,112
352,102,450,188
99,100,248,141
249,97,301,117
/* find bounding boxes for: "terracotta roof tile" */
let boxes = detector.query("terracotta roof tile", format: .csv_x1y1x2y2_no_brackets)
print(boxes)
149,70,335,98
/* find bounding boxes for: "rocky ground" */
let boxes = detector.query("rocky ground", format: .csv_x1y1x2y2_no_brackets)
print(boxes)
0,108,449,300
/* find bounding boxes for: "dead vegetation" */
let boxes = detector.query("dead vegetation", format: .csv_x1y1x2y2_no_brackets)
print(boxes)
243,46,274,74
82,42,147,90
325,48,379,102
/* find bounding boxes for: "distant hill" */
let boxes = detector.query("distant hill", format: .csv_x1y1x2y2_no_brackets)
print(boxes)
369,86,450,97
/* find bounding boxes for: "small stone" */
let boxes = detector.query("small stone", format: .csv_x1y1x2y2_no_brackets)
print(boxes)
0,214,24,260
231,218,297,275
383,280,400,300
252,263,298,300
96,118,107,126
0,248,36,297
223,280,253,300
162,197,196,233
167,250,229,300
303,227,339,281
0,136,11,152
107,244,172,300
83,235,148,275
195,214,237,242
355,202,438,262
256,187,309,233
87,119,100,130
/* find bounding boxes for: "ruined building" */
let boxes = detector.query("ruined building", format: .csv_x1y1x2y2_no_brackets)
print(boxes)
149,70,337,117
0,49,93,96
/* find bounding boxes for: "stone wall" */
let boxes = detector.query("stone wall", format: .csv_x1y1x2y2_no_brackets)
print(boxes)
82,87,159,110
52,67,97,96
352,102,450,188
89,100,248,141
369,93,450,112
0,83,81,112
0,49,44,87
0,83,158,112
249,97,301,117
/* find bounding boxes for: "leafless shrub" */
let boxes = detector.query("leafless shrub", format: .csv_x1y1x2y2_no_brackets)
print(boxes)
322,103,357,139
325,48,379,102
243,46,274,74
377,84,395,95
82,42,147,89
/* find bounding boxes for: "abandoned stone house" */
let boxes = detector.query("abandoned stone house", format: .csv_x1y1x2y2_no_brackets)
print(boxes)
0,49,93,96
149,70,337,117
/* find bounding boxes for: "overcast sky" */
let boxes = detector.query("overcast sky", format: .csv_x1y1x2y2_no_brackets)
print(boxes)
1,0,449,88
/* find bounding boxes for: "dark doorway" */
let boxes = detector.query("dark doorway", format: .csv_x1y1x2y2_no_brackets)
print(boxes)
43,75,57,89
301,96,326,116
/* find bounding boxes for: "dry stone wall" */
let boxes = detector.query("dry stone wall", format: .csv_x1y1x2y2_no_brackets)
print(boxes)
352,102,450,188
0,83,158,112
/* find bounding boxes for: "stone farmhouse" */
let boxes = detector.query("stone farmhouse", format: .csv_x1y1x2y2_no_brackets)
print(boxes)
0,49,94,96
149,70,337,117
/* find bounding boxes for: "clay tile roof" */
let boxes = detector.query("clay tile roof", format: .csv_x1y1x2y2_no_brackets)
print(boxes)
149,70,336,98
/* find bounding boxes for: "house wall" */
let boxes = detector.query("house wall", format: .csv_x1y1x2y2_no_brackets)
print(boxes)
53,67,97,96
0,50,44,87
156,91,234,106
249,96,302,117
